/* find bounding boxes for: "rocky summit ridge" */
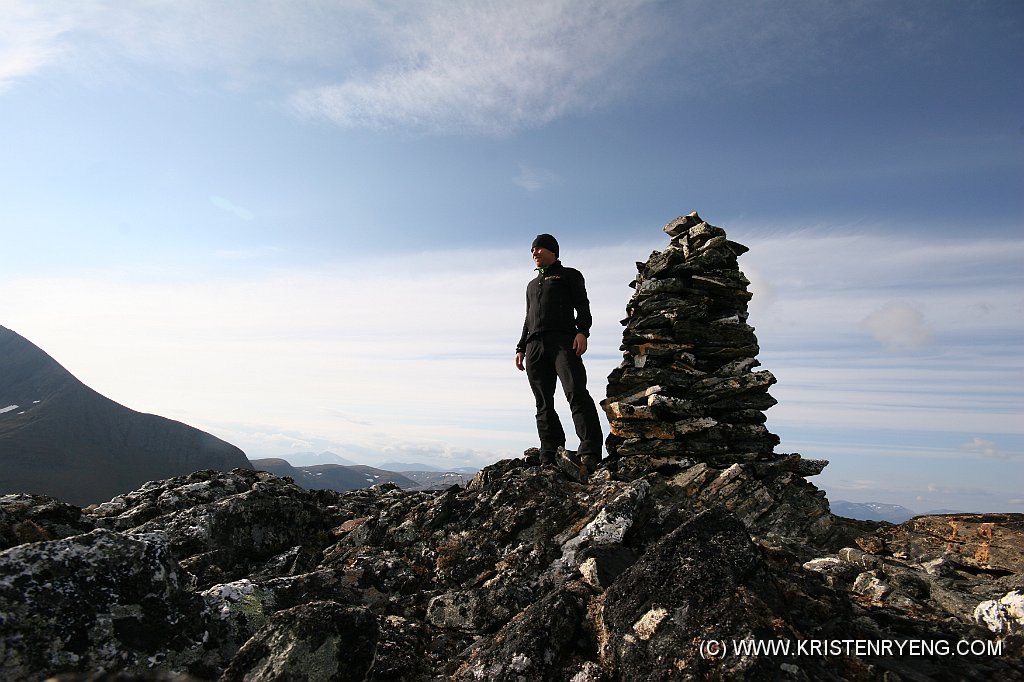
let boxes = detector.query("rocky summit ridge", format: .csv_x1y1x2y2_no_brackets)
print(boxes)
1,214,1023,681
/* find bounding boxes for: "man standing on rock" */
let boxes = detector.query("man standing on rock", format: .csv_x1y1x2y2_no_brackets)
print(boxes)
515,234,603,477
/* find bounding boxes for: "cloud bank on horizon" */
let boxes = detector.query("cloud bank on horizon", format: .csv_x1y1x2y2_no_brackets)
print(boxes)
5,229,1022,512
1,0,1021,514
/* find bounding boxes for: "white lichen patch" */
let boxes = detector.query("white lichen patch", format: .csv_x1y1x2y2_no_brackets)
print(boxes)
556,479,650,571
203,579,257,618
975,590,1024,635
510,653,531,672
802,557,841,572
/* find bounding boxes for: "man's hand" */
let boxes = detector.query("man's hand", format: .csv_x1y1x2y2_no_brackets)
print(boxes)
515,352,525,371
572,333,588,356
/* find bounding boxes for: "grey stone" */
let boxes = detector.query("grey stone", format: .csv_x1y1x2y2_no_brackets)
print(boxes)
0,529,210,680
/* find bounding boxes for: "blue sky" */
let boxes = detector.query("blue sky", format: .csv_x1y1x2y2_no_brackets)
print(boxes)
1,1,1021,513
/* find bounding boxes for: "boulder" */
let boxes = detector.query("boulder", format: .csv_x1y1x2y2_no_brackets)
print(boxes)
0,529,210,679
0,493,93,550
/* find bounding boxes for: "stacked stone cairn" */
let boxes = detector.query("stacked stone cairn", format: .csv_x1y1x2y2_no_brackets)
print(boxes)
603,211,791,468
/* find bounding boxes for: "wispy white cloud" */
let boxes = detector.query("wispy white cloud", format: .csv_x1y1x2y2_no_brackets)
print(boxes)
1,0,662,133
513,164,562,192
834,479,885,491
209,195,254,221
0,2,73,92
287,0,659,134
248,431,315,452
927,483,990,497
0,1,379,91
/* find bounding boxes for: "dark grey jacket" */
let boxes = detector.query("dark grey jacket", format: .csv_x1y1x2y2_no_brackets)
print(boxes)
516,261,593,353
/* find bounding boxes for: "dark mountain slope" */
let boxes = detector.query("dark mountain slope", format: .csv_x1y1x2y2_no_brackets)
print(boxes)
0,325,251,505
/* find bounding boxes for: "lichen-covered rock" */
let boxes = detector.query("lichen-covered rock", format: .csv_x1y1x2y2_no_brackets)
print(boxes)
599,508,826,680
90,469,349,589
598,508,1020,681
0,529,209,679
452,582,592,682
856,513,1024,574
218,601,426,682
47,672,204,681
0,493,94,550
4,442,1022,681
218,601,371,681
201,579,277,656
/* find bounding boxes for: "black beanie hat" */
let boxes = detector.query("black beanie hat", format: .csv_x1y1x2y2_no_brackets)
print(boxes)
531,233,559,256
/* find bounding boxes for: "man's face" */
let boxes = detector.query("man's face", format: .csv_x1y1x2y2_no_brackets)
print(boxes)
532,246,557,268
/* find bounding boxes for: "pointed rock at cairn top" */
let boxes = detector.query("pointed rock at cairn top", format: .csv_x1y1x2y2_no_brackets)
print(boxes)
603,212,812,471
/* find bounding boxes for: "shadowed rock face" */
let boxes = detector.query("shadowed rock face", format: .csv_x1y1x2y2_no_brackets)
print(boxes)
0,325,251,505
1,216,1022,680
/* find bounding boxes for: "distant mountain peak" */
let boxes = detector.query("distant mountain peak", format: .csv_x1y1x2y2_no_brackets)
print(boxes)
830,500,917,524
249,459,417,491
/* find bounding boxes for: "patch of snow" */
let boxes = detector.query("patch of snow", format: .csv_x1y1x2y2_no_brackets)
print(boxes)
0,405,18,415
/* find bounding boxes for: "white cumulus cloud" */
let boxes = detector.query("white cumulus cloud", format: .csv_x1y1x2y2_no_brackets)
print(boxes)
961,437,1010,461
860,301,933,352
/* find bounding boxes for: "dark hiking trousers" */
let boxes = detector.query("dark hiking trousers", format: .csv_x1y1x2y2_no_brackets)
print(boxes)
525,332,603,459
